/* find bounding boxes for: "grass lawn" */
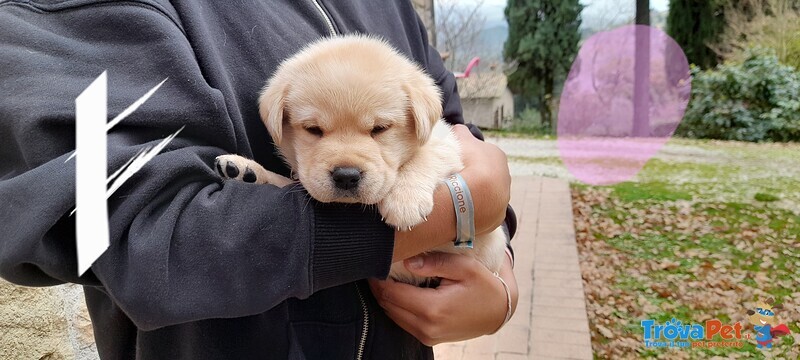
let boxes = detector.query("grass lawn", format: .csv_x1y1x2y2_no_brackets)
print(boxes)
502,135,800,359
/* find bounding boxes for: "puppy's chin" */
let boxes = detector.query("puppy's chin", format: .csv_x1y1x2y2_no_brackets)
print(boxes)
328,196,363,204
299,173,393,205
303,184,387,205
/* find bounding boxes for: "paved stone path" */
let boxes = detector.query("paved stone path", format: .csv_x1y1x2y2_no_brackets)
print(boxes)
433,176,593,360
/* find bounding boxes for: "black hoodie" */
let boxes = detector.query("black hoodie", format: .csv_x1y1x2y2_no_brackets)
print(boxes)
0,0,513,359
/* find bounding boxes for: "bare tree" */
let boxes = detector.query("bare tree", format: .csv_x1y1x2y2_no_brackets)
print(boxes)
436,0,515,128
633,0,650,137
583,0,636,31
711,0,800,67
436,0,487,71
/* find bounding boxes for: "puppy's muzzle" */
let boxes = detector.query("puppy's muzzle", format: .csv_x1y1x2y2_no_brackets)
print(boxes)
331,167,362,190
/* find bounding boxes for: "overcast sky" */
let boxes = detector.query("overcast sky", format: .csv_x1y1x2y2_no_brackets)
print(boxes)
471,0,670,27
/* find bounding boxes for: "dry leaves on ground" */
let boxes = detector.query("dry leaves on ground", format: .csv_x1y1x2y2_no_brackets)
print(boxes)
573,186,800,359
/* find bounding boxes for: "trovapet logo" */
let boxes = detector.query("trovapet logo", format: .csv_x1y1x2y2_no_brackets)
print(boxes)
641,318,745,349
640,297,793,351
70,71,180,276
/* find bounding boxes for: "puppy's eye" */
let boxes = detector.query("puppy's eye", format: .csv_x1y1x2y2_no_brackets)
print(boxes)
371,125,390,137
305,126,323,137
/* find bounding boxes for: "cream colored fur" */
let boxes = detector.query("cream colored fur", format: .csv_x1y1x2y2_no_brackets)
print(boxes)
216,35,507,285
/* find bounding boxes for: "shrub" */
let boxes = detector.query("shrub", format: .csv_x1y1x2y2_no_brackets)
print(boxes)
712,0,800,70
754,192,780,202
508,106,551,135
676,49,800,142
785,34,800,70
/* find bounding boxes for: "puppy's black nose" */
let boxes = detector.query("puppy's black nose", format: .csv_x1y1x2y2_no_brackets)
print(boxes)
331,167,361,190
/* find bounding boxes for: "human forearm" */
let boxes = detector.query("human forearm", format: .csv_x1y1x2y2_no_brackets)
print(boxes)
392,125,511,262
392,170,509,262
393,183,456,262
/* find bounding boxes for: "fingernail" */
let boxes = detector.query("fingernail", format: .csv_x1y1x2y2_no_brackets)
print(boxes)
406,256,424,270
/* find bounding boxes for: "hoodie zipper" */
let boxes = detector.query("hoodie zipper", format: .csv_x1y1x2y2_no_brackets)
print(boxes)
310,0,337,36
355,282,369,360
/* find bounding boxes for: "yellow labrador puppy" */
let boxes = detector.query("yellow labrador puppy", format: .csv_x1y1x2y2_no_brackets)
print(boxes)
216,35,507,285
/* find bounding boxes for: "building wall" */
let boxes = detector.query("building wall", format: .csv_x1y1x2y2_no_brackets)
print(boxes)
411,0,436,47
461,90,515,130
462,98,497,129
494,89,515,128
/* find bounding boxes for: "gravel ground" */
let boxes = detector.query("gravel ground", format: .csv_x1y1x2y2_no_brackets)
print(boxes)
486,135,728,178
487,135,800,212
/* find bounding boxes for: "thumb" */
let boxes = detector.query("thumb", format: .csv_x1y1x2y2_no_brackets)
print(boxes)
403,252,477,280
452,124,478,142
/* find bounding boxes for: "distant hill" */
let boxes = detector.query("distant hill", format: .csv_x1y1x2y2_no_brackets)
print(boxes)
480,24,508,62
580,9,668,40
464,9,666,65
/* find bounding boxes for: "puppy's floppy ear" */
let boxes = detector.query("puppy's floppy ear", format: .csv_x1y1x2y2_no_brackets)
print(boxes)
259,77,289,147
404,72,442,145
747,310,755,315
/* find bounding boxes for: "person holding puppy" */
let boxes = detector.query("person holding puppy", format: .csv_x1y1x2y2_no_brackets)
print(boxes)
0,1,517,359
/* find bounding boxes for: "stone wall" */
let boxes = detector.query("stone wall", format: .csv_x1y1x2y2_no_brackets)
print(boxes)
411,0,436,46
1,280,98,360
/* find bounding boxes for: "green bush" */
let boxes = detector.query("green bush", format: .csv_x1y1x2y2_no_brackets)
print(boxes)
754,192,780,202
508,106,551,135
677,49,800,142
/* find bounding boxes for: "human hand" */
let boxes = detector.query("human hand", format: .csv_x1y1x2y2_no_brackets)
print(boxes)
452,125,511,235
368,251,518,346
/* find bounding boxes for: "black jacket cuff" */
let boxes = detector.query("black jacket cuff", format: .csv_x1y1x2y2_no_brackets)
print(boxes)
311,204,395,292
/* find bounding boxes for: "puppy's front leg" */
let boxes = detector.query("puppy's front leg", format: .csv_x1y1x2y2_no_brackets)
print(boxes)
215,155,292,187
378,143,462,231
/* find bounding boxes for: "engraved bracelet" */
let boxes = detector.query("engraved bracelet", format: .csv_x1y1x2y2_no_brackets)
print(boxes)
443,173,475,248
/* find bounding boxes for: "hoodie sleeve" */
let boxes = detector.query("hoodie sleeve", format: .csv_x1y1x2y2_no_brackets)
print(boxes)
0,2,393,331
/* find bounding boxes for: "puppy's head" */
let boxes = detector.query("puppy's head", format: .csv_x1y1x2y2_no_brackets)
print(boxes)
259,35,442,204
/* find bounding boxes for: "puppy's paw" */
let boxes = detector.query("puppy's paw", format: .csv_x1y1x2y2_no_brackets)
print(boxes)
215,155,261,183
378,188,434,231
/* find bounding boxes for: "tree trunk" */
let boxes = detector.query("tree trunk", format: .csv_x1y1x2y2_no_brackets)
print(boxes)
633,0,651,137
636,0,650,25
